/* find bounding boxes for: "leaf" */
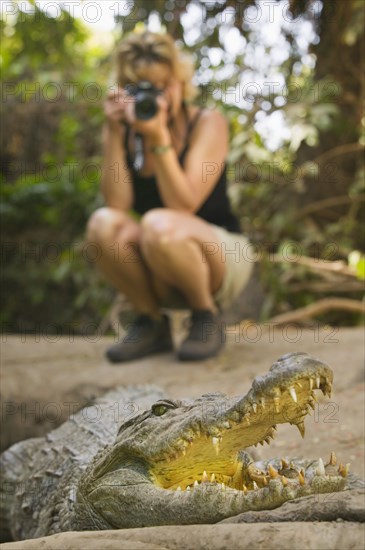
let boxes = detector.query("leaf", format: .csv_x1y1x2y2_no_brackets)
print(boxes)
349,251,365,281
356,258,365,281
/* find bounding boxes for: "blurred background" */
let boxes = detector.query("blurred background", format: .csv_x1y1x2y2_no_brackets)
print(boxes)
1,0,364,336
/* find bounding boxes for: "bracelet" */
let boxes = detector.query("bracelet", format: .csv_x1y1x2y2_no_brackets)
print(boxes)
150,144,172,155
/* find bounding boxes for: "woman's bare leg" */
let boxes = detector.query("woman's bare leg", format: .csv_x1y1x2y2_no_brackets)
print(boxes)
86,207,172,317
87,208,227,361
140,208,228,360
140,208,226,312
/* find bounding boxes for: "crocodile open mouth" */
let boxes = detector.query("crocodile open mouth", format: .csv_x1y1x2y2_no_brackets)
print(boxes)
149,369,349,492
153,451,349,493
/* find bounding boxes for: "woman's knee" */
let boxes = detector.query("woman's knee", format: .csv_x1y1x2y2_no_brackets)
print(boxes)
86,207,134,244
141,209,181,250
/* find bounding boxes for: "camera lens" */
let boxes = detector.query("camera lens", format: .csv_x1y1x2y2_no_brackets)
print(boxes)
135,96,158,120
134,81,160,120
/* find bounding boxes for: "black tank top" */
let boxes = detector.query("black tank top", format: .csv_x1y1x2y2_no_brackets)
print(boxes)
123,110,240,233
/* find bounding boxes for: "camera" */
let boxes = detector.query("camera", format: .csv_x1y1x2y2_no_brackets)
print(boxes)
128,81,162,120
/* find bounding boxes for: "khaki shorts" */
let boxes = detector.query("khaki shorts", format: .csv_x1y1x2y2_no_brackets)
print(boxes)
160,224,254,311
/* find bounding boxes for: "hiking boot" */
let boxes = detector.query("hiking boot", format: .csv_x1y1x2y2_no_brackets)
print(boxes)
106,313,173,363
177,309,224,361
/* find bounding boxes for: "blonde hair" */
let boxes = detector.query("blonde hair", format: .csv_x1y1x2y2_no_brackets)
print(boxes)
115,32,198,101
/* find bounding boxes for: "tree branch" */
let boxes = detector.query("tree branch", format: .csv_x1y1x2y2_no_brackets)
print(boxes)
287,281,365,293
270,253,357,277
314,142,365,166
267,298,365,326
296,194,365,218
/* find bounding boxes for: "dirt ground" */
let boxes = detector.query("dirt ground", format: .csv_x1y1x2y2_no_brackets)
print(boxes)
1,324,364,548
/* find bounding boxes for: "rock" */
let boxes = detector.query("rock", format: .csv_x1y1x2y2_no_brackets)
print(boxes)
1,523,365,550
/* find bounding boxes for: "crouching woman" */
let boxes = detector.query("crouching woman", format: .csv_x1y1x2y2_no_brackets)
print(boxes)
87,31,252,362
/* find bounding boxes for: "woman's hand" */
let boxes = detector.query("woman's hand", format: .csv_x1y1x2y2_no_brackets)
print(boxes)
125,95,171,144
104,88,170,143
103,88,132,126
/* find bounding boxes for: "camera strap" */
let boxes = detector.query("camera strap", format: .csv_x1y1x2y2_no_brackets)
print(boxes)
134,134,144,172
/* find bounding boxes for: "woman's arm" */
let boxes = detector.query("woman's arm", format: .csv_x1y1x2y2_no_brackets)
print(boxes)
149,109,228,212
130,96,229,212
101,90,134,211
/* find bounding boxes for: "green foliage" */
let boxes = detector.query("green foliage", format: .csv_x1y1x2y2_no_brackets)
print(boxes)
1,1,102,80
1,1,113,333
0,156,113,332
348,251,365,281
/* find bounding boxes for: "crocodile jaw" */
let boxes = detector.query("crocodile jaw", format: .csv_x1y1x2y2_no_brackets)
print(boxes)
84,455,348,530
150,353,333,490
86,353,333,492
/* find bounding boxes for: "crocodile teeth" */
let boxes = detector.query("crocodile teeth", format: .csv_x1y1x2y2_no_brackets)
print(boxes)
264,437,271,445
193,480,199,488
176,486,182,491
202,470,209,483
208,428,222,438
243,484,248,494
316,376,321,389
298,469,305,486
252,403,257,414
268,464,279,478
260,397,266,409
296,381,303,389
210,473,216,483
281,458,289,469
186,486,191,492
212,437,220,455
308,399,316,410
296,421,305,438
309,377,314,391
329,451,337,466
253,481,259,490
289,387,297,403
281,475,288,486
316,458,326,476
221,483,225,490
338,463,350,478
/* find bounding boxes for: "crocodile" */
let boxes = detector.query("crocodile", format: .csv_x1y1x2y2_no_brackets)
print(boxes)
0,352,356,541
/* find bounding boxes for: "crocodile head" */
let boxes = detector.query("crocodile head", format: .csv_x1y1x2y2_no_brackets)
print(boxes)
76,352,348,529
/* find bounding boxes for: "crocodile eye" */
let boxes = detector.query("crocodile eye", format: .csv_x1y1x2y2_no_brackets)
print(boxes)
152,404,168,416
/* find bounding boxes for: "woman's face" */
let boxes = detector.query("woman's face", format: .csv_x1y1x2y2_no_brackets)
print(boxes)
133,62,184,120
